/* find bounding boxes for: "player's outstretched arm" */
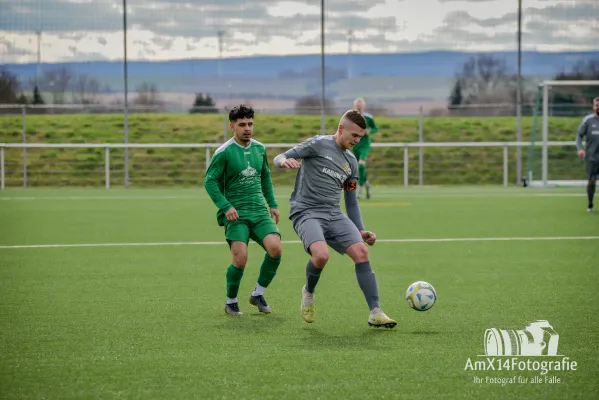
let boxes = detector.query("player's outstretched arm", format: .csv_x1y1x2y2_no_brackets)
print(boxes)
273,153,301,169
204,152,233,214
363,113,378,135
273,136,321,168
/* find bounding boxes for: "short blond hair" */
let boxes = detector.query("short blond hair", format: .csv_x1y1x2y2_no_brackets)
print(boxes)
353,97,365,107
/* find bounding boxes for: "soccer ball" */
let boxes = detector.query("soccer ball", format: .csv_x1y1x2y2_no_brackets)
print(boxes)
406,281,437,311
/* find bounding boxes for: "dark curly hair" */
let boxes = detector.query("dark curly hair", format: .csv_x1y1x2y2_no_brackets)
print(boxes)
229,104,255,122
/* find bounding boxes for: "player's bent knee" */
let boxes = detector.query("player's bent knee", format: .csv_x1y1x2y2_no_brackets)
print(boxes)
263,234,282,258
309,241,329,268
230,242,248,268
346,242,369,263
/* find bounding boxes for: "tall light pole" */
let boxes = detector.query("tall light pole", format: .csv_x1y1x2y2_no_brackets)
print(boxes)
123,0,129,188
347,29,353,79
516,0,523,185
320,0,325,134
217,30,225,79
35,30,41,86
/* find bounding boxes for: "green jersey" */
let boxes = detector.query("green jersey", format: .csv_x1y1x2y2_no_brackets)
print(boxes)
354,112,378,151
204,138,278,226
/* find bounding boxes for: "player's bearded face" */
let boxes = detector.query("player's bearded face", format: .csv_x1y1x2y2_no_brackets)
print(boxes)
594,101,599,115
231,118,254,143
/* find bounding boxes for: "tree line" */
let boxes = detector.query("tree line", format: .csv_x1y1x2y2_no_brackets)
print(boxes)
2,56,597,116
445,55,599,116
0,67,219,114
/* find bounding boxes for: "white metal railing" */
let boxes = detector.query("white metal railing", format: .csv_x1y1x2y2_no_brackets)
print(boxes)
0,141,577,190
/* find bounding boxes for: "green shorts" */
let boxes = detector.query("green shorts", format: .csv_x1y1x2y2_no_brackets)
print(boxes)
224,212,280,248
353,145,371,161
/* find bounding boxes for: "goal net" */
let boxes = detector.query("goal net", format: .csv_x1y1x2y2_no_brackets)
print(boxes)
526,80,599,188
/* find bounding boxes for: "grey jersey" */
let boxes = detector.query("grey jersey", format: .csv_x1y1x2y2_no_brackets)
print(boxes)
577,114,599,163
283,135,359,217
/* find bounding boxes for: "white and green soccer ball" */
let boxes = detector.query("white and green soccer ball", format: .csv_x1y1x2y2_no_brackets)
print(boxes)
406,281,437,311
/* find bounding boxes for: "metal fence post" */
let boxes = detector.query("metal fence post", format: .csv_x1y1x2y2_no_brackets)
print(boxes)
503,145,509,187
419,105,423,185
205,147,211,169
1,145,5,190
404,145,409,187
22,105,27,188
105,147,110,189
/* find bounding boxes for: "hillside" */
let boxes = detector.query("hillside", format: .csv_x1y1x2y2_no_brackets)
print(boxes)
0,113,581,187
4,50,598,106
7,50,597,79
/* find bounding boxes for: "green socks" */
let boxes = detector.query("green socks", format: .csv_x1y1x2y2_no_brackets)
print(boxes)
226,264,244,299
358,163,367,186
226,255,281,300
257,254,281,288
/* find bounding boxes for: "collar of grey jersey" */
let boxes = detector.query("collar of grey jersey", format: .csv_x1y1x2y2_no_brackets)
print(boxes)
316,134,355,156
583,113,599,122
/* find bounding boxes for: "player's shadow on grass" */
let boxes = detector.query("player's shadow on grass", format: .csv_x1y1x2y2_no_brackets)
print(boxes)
296,326,395,350
217,313,286,332
403,330,442,335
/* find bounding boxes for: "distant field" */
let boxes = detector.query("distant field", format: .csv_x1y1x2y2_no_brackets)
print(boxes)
0,113,583,187
80,75,455,102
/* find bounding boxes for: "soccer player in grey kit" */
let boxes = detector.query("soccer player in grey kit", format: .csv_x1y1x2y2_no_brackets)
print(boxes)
576,97,599,212
273,109,397,328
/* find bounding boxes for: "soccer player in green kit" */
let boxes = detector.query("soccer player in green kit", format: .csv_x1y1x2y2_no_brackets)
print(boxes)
576,97,599,212
204,105,282,316
352,97,378,199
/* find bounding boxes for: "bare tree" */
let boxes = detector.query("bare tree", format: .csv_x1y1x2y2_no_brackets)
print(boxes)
71,75,101,104
453,55,517,106
132,82,163,111
41,67,72,104
551,58,599,115
295,95,335,115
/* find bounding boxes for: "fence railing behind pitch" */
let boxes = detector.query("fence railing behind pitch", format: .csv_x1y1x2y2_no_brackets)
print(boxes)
0,141,579,190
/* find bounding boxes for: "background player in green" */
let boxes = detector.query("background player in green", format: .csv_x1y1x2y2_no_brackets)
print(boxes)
352,97,378,199
204,105,283,316
576,97,599,212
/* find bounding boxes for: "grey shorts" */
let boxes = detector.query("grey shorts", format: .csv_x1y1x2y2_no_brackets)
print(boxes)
291,212,363,255
586,161,599,181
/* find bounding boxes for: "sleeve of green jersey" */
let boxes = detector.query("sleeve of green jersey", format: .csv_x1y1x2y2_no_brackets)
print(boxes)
203,151,233,213
260,149,278,209
367,116,378,135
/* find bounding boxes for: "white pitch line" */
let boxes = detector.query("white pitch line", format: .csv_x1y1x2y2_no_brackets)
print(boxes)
0,192,586,201
0,236,597,250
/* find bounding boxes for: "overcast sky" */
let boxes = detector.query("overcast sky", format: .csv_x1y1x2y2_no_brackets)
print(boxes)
0,0,597,63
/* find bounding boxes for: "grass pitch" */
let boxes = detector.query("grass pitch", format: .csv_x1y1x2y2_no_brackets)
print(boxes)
1,186,598,399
